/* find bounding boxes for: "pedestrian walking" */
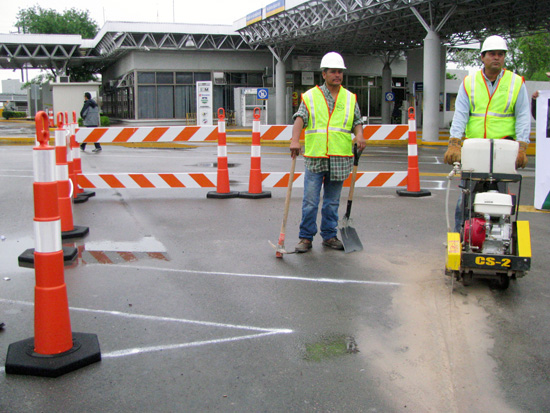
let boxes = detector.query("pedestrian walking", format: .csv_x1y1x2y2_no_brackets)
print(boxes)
79,92,102,152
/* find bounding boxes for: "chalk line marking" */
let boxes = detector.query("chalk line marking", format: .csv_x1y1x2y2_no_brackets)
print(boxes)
115,265,402,286
0,298,292,361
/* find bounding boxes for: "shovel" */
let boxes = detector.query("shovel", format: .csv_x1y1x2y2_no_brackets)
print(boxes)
269,156,297,257
339,144,363,253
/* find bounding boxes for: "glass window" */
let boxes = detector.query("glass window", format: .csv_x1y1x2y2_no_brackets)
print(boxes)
157,86,174,118
138,86,156,118
157,72,174,84
194,72,211,81
176,72,193,84
247,73,263,86
138,72,155,84
229,73,247,85
175,85,196,118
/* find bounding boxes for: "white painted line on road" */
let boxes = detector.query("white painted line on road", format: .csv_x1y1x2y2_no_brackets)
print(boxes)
118,265,402,286
0,298,293,361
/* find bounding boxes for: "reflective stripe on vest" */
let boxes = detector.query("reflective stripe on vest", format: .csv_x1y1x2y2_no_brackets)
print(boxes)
302,86,355,157
464,69,523,139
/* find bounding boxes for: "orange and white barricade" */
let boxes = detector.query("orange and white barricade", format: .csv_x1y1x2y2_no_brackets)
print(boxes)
6,111,100,378
76,125,217,144
78,173,216,189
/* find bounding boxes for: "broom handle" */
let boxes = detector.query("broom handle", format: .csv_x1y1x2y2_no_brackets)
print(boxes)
280,157,296,235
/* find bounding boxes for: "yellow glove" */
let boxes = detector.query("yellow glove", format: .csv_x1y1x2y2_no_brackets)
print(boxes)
516,141,529,169
444,137,462,165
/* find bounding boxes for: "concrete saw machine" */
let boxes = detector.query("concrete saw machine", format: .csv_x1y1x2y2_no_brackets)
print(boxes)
445,139,532,290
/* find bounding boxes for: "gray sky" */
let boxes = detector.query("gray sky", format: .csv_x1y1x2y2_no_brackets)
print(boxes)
0,0,259,86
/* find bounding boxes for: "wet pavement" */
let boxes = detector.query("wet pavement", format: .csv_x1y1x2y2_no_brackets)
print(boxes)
0,128,549,411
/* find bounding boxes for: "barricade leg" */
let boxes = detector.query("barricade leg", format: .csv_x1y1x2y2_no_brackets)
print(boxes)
396,107,431,197
239,108,271,199
208,108,239,199
7,111,101,378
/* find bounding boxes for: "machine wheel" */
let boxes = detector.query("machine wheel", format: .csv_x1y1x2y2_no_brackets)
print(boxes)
490,274,510,290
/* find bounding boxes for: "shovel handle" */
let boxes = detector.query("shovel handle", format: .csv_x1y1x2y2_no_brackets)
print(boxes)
345,144,362,218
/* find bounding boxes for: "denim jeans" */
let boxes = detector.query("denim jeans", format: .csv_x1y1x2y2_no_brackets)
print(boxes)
299,168,344,240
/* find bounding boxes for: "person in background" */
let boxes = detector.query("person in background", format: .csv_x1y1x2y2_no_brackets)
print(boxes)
4,100,16,111
79,92,102,152
290,52,366,252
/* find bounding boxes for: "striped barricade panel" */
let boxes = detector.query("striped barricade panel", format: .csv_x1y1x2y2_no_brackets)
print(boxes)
260,125,294,141
78,173,216,189
363,125,409,140
261,171,407,188
76,126,218,143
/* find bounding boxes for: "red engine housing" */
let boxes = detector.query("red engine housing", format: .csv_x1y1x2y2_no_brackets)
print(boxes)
464,217,486,249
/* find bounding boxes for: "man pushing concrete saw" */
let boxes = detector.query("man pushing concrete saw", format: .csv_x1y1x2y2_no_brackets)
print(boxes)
290,52,366,253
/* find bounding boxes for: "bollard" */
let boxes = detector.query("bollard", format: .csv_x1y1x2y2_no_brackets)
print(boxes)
396,107,431,197
55,113,89,240
239,107,271,199
6,111,101,378
207,108,239,199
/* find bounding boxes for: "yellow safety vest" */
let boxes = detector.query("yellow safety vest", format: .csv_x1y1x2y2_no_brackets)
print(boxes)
464,69,524,140
302,86,356,158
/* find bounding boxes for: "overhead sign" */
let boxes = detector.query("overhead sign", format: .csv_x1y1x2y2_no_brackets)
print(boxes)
266,0,285,18
246,9,262,25
257,88,269,100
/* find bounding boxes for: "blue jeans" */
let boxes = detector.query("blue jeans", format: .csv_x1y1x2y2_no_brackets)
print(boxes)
299,168,344,240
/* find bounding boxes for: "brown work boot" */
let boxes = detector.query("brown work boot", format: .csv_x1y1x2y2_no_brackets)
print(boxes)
295,238,312,253
322,237,344,250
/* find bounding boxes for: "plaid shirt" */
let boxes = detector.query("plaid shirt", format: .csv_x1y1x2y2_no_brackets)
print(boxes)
293,83,363,181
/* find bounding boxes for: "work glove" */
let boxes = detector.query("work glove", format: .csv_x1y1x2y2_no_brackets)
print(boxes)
443,137,462,165
516,141,529,169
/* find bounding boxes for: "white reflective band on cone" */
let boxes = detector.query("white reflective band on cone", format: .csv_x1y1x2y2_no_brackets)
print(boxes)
408,119,416,132
70,123,76,135
251,146,261,157
408,144,418,157
55,129,66,146
34,220,62,253
218,146,227,157
72,147,80,159
253,121,260,133
218,122,226,133
33,150,56,183
56,164,69,181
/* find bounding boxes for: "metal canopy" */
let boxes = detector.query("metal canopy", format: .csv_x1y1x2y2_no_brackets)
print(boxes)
237,0,550,55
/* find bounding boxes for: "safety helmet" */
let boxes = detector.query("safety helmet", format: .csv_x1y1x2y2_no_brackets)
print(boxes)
320,52,346,70
481,35,508,53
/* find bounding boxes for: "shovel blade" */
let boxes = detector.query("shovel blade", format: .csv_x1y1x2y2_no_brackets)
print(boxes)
340,225,363,253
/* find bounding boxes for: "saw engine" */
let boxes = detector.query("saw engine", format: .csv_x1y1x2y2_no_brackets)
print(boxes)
464,191,514,254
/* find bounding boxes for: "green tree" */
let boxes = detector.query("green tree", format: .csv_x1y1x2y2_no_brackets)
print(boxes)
15,6,100,83
449,33,550,81
16,6,99,38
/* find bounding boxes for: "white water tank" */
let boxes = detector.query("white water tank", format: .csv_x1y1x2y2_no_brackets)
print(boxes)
461,139,519,174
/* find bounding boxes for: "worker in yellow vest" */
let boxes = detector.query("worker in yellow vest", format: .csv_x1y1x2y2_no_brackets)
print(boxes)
290,52,366,253
444,35,531,232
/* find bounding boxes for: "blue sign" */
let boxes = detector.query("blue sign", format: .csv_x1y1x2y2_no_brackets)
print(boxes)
257,88,269,100
385,92,395,102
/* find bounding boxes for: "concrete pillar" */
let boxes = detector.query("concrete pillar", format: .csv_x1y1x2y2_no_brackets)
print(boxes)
422,29,441,142
381,62,392,124
275,59,286,124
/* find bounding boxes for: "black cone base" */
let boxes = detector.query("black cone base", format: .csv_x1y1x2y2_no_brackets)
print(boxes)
239,191,272,199
5,332,101,378
396,189,431,197
18,246,78,268
61,225,89,240
207,191,240,199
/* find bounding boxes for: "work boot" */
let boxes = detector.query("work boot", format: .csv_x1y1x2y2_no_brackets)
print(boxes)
322,237,344,250
295,238,312,253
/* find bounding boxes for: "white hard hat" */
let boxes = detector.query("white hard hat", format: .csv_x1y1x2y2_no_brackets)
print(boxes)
320,52,346,70
481,35,508,53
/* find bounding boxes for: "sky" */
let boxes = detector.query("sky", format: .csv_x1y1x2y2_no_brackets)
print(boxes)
0,0,258,87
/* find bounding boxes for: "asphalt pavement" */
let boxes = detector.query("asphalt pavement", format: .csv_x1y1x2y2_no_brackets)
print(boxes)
0,122,549,412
